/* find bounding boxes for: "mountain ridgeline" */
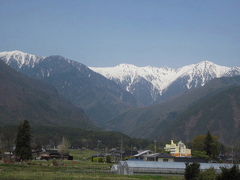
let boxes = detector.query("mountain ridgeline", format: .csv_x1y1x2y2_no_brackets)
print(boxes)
91,62,240,106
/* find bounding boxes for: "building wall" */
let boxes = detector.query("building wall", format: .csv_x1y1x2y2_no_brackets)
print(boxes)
164,140,191,157
158,158,174,162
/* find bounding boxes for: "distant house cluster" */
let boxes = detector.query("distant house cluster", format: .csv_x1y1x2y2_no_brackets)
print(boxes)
39,149,73,160
91,140,199,165
111,140,231,175
133,140,192,162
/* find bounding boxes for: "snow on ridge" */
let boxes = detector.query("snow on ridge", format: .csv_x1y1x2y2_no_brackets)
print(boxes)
0,50,43,68
91,61,240,94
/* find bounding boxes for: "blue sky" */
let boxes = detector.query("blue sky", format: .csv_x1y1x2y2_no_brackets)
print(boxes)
0,0,239,67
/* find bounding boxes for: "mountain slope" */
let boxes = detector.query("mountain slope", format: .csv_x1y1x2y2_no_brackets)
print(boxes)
0,51,137,126
155,85,240,145
0,61,93,128
108,76,240,141
91,61,240,105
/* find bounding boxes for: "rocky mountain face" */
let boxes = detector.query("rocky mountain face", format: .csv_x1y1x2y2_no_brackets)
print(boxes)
0,60,93,128
91,62,240,105
0,51,137,126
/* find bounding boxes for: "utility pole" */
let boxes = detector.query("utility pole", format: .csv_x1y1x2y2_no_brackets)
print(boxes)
120,136,123,161
97,140,101,153
154,139,157,161
131,144,133,156
154,140,157,153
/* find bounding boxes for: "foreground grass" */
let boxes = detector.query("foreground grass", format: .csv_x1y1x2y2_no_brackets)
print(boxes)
0,150,183,180
0,160,183,180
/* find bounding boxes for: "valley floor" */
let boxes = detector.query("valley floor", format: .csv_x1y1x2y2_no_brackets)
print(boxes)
0,150,183,180
0,160,183,180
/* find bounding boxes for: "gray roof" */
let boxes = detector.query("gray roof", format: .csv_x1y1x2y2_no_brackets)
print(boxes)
134,150,151,157
144,153,173,158
121,160,235,170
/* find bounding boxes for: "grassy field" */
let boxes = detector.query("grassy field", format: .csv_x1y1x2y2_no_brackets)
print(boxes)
0,150,183,180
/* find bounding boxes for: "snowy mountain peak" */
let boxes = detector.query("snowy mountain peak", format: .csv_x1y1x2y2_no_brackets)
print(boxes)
194,60,227,69
178,60,231,79
91,61,240,102
198,60,214,65
0,50,43,68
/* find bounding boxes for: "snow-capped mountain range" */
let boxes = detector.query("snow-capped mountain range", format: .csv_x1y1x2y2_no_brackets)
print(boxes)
1,50,240,106
91,61,240,105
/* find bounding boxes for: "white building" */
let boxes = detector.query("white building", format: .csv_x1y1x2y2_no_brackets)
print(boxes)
164,140,191,157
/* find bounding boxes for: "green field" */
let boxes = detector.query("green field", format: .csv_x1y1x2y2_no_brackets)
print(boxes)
0,150,183,180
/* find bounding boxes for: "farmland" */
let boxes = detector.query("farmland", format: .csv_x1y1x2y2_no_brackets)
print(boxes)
0,150,183,180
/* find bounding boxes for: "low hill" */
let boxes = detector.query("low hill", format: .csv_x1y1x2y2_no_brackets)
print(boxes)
0,61,93,128
0,125,151,150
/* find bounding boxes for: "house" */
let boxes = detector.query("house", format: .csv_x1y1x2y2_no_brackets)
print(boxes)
91,149,138,163
164,140,191,157
39,150,73,160
144,153,174,162
134,150,152,160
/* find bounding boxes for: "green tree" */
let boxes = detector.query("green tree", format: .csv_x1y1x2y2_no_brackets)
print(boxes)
184,162,200,180
192,135,206,151
199,168,217,180
15,120,32,161
192,150,209,159
106,155,111,163
191,131,222,160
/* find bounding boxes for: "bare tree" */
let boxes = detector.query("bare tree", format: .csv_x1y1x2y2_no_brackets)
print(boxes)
57,137,70,156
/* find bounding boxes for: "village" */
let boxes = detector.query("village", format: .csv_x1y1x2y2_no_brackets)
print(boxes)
2,138,236,176
0,122,239,180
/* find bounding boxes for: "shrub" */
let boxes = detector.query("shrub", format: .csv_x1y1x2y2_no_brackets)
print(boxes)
106,156,111,163
184,162,200,180
92,157,104,163
98,157,103,163
52,159,64,166
199,168,217,180
217,165,240,180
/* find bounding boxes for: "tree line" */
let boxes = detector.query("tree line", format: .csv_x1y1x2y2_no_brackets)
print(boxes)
185,162,240,180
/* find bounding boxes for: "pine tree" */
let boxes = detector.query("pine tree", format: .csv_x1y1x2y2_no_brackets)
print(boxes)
204,131,214,158
15,120,32,161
